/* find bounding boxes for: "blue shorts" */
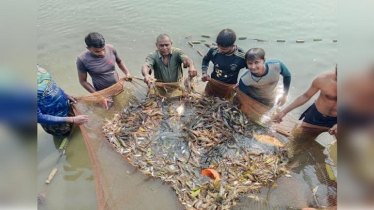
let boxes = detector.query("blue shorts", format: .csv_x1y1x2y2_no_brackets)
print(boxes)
299,103,337,128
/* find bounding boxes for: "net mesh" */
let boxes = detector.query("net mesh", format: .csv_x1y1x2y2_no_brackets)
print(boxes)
204,79,235,100
71,76,336,209
75,78,125,104
71,105,110,210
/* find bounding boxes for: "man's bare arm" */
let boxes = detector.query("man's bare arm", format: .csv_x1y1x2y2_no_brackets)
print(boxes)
78,72,96,93
274,78,321,122
183,58,197,78
141,64,152,84
117,60,131,78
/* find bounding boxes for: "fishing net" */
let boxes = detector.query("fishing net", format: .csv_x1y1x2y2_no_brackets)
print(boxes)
71,76,336,210
72,80,129,210
103,90,291,209
204,79,235,100
75,78,126,104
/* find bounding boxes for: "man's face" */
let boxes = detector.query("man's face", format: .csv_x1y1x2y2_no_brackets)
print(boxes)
156,37,172,56
218,45,234,54
87,46,106,57
246,58,265,75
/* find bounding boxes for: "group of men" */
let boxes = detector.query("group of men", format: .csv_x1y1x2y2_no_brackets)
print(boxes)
37,29,337,138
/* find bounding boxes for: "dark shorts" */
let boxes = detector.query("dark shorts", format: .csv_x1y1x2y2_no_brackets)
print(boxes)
40,107,74,137
299,103,337,128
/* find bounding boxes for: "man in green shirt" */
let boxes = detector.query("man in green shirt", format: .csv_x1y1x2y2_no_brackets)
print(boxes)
142,34,197,84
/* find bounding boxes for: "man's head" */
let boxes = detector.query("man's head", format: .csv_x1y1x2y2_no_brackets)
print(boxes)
216,28,236,54
245,48,266,74
156,34,172,56
85,32,106,57
245,48,265,62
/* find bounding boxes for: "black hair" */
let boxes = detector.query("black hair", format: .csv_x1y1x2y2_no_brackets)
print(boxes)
216,28,236,47
156,34,171,43
245,48,265,61
85,32,105,48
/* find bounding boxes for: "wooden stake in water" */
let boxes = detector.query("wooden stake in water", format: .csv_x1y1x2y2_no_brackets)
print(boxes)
58,137,68,153
45,168,58,184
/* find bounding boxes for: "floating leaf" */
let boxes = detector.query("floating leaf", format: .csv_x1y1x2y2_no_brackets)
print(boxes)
266,157,274,164
312,186,319,194
190,187,201,197
209,162,217,167
147,148,151,157
138,127,146,132
213,180,220,188
192,187,201,191
325,164,336,181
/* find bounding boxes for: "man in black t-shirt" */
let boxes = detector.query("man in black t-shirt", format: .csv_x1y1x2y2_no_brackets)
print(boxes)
201,28,246,84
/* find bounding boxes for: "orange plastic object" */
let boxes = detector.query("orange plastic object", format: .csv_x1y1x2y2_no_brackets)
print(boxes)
201,169,220,181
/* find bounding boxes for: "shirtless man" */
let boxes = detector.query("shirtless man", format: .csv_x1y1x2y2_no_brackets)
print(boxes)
274,65,337,134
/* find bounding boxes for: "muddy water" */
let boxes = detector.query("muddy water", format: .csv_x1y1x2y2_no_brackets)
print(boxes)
38,0,337,209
